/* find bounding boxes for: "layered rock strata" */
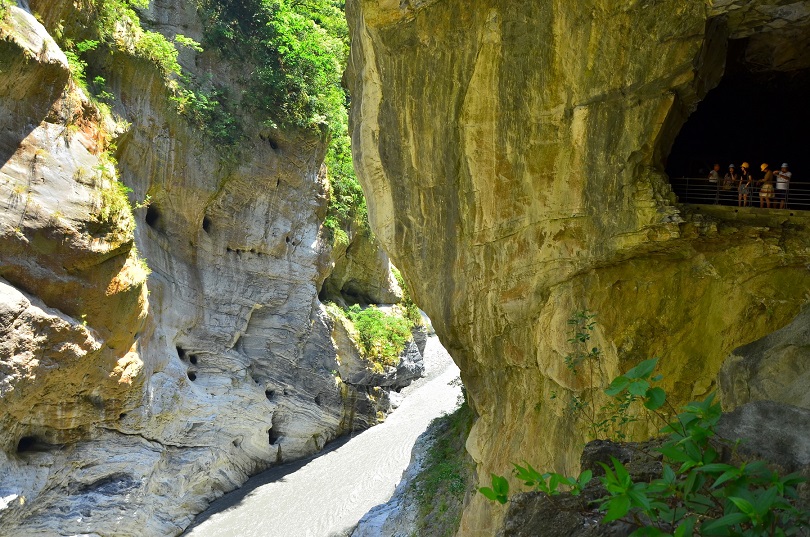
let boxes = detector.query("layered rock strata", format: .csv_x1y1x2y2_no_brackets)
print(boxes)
346,0,810,533
0,2,419,535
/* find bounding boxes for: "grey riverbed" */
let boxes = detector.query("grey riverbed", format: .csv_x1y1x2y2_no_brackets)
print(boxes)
183,335,461,537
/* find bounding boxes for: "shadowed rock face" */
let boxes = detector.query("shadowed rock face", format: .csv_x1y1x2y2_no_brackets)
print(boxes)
346,0,810,532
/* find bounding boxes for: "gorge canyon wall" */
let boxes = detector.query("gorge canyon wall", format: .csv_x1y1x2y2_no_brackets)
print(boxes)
0,1,417,535
346,0,810,533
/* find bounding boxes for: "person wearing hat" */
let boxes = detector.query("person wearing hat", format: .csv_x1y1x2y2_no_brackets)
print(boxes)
758,163,775,209
738,162,752,207
723,164,738,199
775,163,791,209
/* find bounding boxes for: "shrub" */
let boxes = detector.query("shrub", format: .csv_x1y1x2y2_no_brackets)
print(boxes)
345,304,412,368
323,131,367,243
411,402,475,537
195,0,348,135
480,313,809,536
0,0,11,19
92,151,135,239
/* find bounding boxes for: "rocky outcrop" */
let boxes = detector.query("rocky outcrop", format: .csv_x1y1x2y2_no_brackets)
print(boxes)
321,226,403,306
346,0,810,532
0,2,422,535
330,309,425,390
719,306,810,411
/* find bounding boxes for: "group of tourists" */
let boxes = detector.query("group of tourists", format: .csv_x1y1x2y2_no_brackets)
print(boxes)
708,162,792,208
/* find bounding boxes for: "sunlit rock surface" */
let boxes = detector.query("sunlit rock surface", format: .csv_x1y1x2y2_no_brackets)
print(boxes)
0,2,420,535
346,0,810,532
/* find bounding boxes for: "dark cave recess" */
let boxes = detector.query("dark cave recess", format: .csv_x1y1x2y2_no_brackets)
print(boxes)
666,38,810,182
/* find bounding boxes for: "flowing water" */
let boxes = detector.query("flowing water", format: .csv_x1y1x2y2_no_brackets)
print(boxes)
183,336,461,537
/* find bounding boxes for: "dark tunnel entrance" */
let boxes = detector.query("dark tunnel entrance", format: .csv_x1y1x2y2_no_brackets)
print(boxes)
666,34,810,209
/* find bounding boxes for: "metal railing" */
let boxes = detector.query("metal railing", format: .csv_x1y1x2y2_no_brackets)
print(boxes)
670,178,810,210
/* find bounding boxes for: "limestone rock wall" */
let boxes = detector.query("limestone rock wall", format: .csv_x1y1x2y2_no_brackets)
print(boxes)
0,2,420,535
321,226,403,306
719,306,810,411
346,0,810,533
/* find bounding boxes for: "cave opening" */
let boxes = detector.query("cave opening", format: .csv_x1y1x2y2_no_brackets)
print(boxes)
666,34,810,208
145,205,162,230
16,436,39,453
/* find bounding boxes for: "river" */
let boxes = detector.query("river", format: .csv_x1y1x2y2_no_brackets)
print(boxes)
183,335,461,537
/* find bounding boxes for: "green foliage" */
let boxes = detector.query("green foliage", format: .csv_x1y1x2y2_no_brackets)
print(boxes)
345,304,412,368
323,131,367,244
195,0,366,223
195,0,348,135
588,388,809,535
562,311,661,441
391,266,423,326
480,324,810,536
0,0,11,19
411,402,475,537
94,152,135,238
171,86,240,144
174,34,203,52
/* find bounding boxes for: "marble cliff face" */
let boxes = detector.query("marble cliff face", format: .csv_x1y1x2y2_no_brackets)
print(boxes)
346,0,810,533
0,1,416,535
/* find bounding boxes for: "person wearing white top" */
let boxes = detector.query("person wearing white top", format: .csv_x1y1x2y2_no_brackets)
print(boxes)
775,163,792,209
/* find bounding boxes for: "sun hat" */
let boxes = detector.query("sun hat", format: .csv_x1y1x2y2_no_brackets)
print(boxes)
760,163,768,171
782,163,789,168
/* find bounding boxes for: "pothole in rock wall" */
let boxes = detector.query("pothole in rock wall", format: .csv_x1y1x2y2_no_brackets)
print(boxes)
16,436,39,453
145,204,164,232
665,27,810,210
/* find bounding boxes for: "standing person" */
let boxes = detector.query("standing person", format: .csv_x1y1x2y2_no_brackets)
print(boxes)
758,163,775,208
775,163,791,209
738,162,752,207
708,163,721,204
723,164,737,204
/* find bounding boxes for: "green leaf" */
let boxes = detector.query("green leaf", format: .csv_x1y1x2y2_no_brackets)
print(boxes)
492,474,509,497
612,457,631,486
578,469,593,488
696,463,734,474
478,486,502,503
728,496,755,515
605,376,630,396
701,512,750,534
628,379,650,396
624,358,658,380
627,486,651,510
479,473,510,504
674,516,697,537
658,444,691,463
712,468,741,488
754,486,778,518
644,387,666,410
662,464,676,484
602,494,631,523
